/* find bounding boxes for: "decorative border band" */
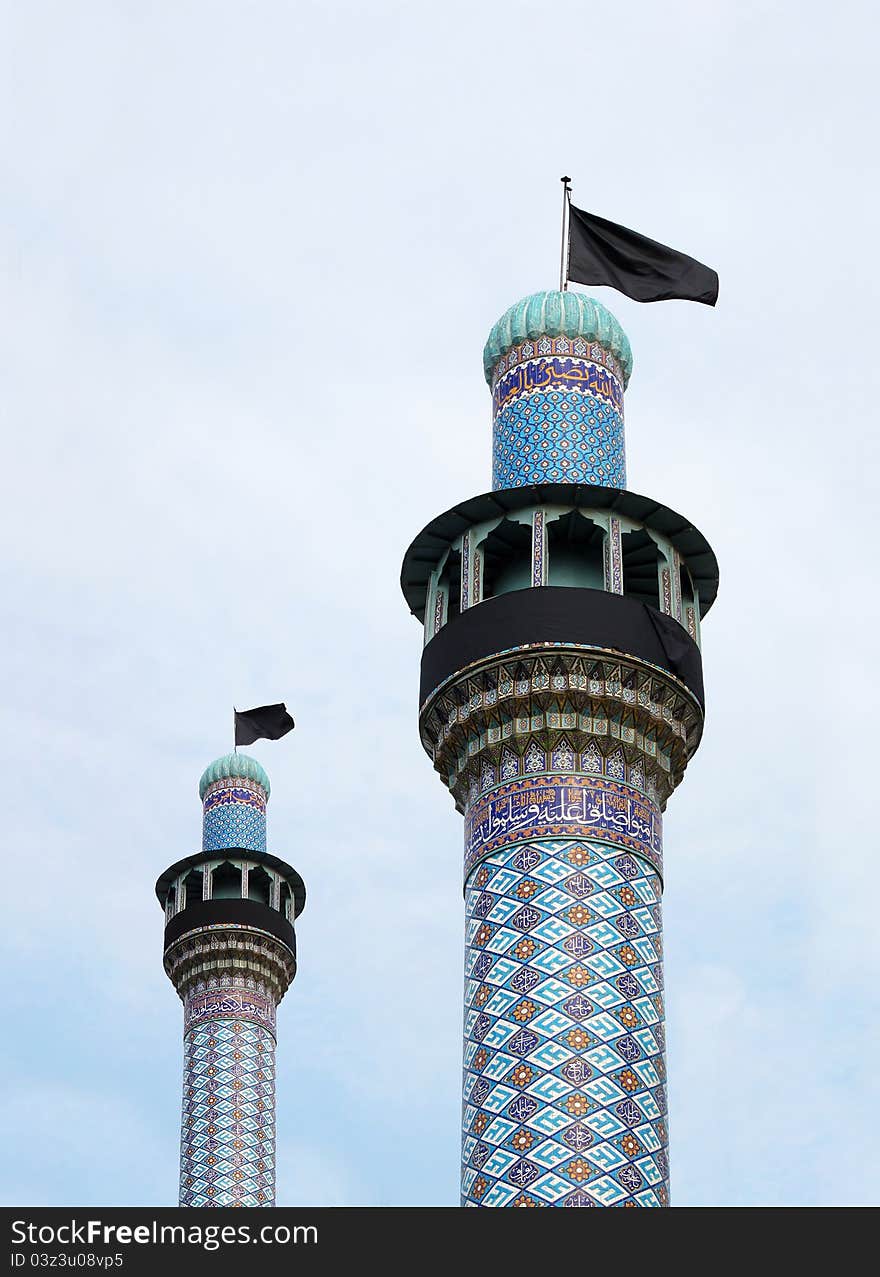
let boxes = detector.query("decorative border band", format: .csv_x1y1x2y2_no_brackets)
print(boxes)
464,774,662,881
490,336,626,388
184,984,277,1037
202,785,266,815
492,356,624,415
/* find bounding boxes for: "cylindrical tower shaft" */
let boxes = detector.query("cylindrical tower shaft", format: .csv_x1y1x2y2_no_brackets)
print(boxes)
181,1001,275,1201
174,951,284,1206
454,667,680,1207
466,844,665,1206
156,752,305,1207
401,290,718,1207
425,641,697,1207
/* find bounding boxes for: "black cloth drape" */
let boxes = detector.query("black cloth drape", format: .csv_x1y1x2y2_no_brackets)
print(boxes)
420,587,704,708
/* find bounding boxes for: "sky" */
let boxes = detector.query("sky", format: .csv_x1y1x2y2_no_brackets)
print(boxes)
1,0,878,1207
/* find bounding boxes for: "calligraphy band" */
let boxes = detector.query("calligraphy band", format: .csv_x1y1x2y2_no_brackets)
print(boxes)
493,356,624,415
184,984,277,1037
464,774,663,881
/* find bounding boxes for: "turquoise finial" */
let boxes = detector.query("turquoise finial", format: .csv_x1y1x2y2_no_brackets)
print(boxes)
483,290,633,386
199,752,271,800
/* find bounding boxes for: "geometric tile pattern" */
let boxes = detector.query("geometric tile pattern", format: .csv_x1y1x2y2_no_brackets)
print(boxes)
179,984,277,1207
491,350,626,490
462,831,668,1207
493,390,626,490
202,783,267,854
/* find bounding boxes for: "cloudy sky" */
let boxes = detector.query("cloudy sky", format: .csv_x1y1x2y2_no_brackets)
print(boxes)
2,1,878,1207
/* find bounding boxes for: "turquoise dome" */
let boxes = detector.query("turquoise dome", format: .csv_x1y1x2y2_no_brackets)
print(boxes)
198,752,271,800
483,290,633,387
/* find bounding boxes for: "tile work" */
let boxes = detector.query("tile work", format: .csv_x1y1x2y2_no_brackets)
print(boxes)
491,344,626,490
202,778,267,854
421,646,700,816
605,516,623,594
531,511,546,588
462,832,667,1207
489,333,627,389
464,774,662,881
493,391,625,490
479,740,648,799
179,983,277,1207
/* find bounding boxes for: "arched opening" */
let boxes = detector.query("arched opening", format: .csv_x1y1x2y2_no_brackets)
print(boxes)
182,868,203,908
280,882,293,921
211,861,242,900
248,865,272,907
481,519,533,598
621,529,662,611
165,888,176,919
680,563,696,615
679,560,700,639
546,511,605,590
439,549,462,624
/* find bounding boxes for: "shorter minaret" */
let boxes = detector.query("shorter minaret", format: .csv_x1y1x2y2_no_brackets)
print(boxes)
156,752,306,1207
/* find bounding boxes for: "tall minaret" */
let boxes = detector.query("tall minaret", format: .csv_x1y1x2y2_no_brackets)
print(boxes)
156,752,306,1207
401,291,718,1207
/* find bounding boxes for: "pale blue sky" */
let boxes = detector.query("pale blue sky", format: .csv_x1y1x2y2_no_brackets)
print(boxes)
2,0,878,1206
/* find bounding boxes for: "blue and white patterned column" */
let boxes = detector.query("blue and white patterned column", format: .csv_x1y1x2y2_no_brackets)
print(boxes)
461,777,667,1207
180,984,277,1206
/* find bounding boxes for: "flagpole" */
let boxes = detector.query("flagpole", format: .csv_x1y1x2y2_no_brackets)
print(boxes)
559,176,572,292
233,707,237,754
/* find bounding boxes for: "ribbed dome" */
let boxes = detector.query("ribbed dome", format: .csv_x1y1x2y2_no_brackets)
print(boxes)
198,752,271,800
483,290,633,387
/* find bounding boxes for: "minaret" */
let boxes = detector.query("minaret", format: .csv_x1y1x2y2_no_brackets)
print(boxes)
156,752,306,1207
401,291,718,1207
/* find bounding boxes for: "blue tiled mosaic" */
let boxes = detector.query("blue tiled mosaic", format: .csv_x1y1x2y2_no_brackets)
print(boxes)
492,387,625,490
202,784,266,854
462,828,667,1207
180,985,276,1207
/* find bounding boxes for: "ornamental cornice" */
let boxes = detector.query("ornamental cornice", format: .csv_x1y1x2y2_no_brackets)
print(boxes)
164,923,296,1004
419,647,703,812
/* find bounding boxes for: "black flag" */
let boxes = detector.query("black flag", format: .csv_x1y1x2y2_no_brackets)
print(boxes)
568,204,718,306
234,703,295,746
